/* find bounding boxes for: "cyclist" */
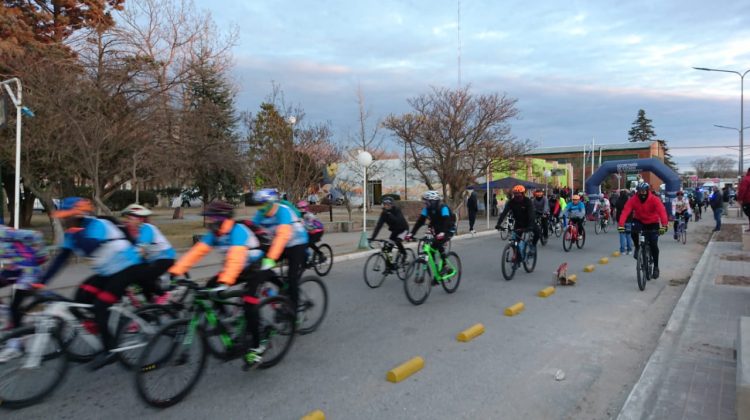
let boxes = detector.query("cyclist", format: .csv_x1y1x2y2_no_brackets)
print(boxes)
405,191,455,269
593,196,611,224
41,197,146,370
252,188,308,312
495,185,539,247
671,191,692,240
561,194,586,237
296,200,325,263
168,201,268,367
121,204,176,302
370,196,409,258
531,189,550,239
688,193,700,221
618,183,668,279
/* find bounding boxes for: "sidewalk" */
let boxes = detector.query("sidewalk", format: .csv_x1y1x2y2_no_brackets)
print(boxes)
618,217,749,419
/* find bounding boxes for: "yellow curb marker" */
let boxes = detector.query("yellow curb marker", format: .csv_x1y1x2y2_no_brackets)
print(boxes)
567,274,577,283
583,264,596,272
538,286,555,298
386,356,425,383
599,257,609,265
612,251,621,257
301,410,326,420
457,323,485,342
504,302,525,316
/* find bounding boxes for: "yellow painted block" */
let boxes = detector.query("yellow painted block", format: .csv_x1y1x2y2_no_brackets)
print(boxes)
538,286,556,298
612,251,621,257
599,257,609,265
301,410,326,420
583,264,596,272
567,274,577,283
457,323,485,342
386,356,425,383
504,301,525,316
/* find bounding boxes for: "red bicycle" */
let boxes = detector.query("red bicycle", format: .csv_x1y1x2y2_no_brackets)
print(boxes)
562,218,586,252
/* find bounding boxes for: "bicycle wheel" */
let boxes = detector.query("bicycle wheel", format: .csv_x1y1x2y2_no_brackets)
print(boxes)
257,296,296,369
562,229,573,252
312,244,333,276
395,248,416,281
523,243,537,273
440,252,462,293
594,219,602,234
501,244,517,280
135,318,207,408
602,220,608,233
0,325,68,409
20,299,102,362
636,248,646,291
554,223,562,238
539,225,548,246
644,245,653,281
681,227,687,245
404,260,431,305
576,228,586,249
363,253,388,289
296,276,328,335
114,305,175,369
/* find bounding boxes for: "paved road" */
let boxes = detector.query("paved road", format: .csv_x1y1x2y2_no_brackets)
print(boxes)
4,217,713,419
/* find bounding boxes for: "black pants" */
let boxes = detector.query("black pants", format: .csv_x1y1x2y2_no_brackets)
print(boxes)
140,258,174,302
631,222,660,268
389,230,407,254
308,232,323,255
468,210,477,231
743,204,750,225
536,213,548,238
75,264,148,350
282,244,307,310
206,267,269,349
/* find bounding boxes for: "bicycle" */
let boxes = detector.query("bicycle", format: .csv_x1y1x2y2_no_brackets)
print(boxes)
675,216,687,245
403,235,461,305
305,242,333,276
500,228,537,281
635,229,654,291
562,219,586,252
594,210,609,234
363,239,416,288
535,214,549,246
499,214,515,240
260,273,328,335
551,216,563,238
135,278,296,408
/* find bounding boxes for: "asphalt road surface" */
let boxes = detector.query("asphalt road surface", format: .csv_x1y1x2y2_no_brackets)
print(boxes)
3,217,713,420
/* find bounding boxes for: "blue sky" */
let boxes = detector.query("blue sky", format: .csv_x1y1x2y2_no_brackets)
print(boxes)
194,0,750,171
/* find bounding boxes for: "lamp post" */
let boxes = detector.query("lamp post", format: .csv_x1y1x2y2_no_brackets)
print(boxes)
1,78,28,229
693,67,750,176
543,169,551,195
357,150,373,249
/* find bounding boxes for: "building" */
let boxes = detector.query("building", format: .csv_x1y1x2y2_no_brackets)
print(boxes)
526,141,667,191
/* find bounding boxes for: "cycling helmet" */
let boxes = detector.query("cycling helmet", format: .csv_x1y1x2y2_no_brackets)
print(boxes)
253,188,279,204
382,197,394,205
52,197,94,219
571,194,580,201
121,203,152,217
636,182,650,192
422,190,441,201
201,200,234,218
512,185,526,194
296,200,309,211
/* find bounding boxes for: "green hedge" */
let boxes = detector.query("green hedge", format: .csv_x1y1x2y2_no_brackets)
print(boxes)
105,190,158,211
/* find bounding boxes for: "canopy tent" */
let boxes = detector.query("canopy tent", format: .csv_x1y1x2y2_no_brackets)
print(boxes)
469,176,545,192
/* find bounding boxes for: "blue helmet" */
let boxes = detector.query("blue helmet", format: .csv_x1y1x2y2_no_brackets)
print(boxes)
254,188,279,204
636,182,650,192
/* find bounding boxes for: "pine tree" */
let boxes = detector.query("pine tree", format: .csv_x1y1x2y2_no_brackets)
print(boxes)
627,109,678,171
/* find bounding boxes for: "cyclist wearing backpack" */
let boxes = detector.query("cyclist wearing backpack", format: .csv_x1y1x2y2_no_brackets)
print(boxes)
370,196,409,256
405,191,455,263
296,200,326,261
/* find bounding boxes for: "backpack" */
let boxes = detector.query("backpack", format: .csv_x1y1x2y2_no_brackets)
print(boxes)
709,192,722,209
237,220,272,250
97,216,137,244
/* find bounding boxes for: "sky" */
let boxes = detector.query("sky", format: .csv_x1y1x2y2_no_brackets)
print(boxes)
194,0,750,172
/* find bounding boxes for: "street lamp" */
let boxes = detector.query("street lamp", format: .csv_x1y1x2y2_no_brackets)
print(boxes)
693,66,750,176
1,78,32,229
543,169,552,194
357,150,373,249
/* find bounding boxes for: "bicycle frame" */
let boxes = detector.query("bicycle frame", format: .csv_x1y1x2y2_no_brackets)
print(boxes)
419,239,456,282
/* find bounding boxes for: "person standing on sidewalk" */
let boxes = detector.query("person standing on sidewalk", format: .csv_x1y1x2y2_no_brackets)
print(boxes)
466,187,478,234
722,185,730,217
738,168,750,231
710,186,723,232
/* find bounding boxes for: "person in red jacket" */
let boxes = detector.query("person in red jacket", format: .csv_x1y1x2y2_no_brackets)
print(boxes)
618,182,668,279
738,168,750,230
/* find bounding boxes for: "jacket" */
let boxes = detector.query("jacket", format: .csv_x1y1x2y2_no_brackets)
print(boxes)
372,206,409,238
496,197,534,229
739,175,750,204
618,194,668,227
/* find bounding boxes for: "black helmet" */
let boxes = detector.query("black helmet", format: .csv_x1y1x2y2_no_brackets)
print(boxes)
382,197,394,205
202,201,234,218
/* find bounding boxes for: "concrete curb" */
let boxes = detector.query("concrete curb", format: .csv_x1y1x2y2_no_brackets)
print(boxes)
616,238,716,419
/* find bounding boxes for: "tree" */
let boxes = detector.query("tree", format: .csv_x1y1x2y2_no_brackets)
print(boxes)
383,85,530,208
692,156,736,178
627,109,677,171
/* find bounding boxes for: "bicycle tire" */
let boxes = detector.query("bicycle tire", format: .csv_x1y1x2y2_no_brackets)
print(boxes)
644,244,652,281
257,296,296,369
523,243,537,273
576,229,586,249
363,253,388,289
501,244,517,280
562,229,573,252
602,220,608,233
312,244,333,276
440,252,462,293
595,220,601,234
500,226,509,240
554,223,562,238
296,276,328,335
681,227,687,245
0,325,68,409
636,248,646,291
114,304,175,370
135,318,207,408
395,248,416,281
404,260,431,305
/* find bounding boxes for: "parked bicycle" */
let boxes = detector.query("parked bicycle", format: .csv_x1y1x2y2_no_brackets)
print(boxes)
562,218,586,252
363,239,416,288
403,235,461,305
500,228,537,281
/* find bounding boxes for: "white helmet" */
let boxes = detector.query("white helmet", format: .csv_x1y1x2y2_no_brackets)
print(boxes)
122,203,152,217
422,190,441,201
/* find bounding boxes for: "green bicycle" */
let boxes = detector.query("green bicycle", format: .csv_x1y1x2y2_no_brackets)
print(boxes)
135,278,296,408
403,235,462,305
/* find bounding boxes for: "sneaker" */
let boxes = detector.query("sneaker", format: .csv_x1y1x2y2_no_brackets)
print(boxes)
243,344,266,370
88,352,117,371
626,249,632,255
633,250,638,260
673,234,678,240
652,267,660,279
0,343,23,363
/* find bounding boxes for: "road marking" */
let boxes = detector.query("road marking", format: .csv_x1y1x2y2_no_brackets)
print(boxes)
584,264,596,272
599,257,609,265
538,286,555,297
301,410,326,420
386,356,425,383
457,323,485,342
504,302,525,316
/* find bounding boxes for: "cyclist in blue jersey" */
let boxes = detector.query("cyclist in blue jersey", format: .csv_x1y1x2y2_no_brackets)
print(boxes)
562,194,587,236
41,197,147,370
405,191,455,264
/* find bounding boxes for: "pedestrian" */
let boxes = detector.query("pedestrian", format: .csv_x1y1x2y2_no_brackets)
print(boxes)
491,191,498,217
738,168,750,231
615,190,633,254
722,185,730,217
466,187,478,234
710,186,723,232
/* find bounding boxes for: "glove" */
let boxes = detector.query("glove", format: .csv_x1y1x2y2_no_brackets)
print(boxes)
659,226,667,235
260,257,276,271
618,226,625,233
436,232,445,241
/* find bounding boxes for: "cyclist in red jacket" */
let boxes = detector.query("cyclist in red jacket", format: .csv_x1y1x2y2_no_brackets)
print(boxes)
618,183,668,279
